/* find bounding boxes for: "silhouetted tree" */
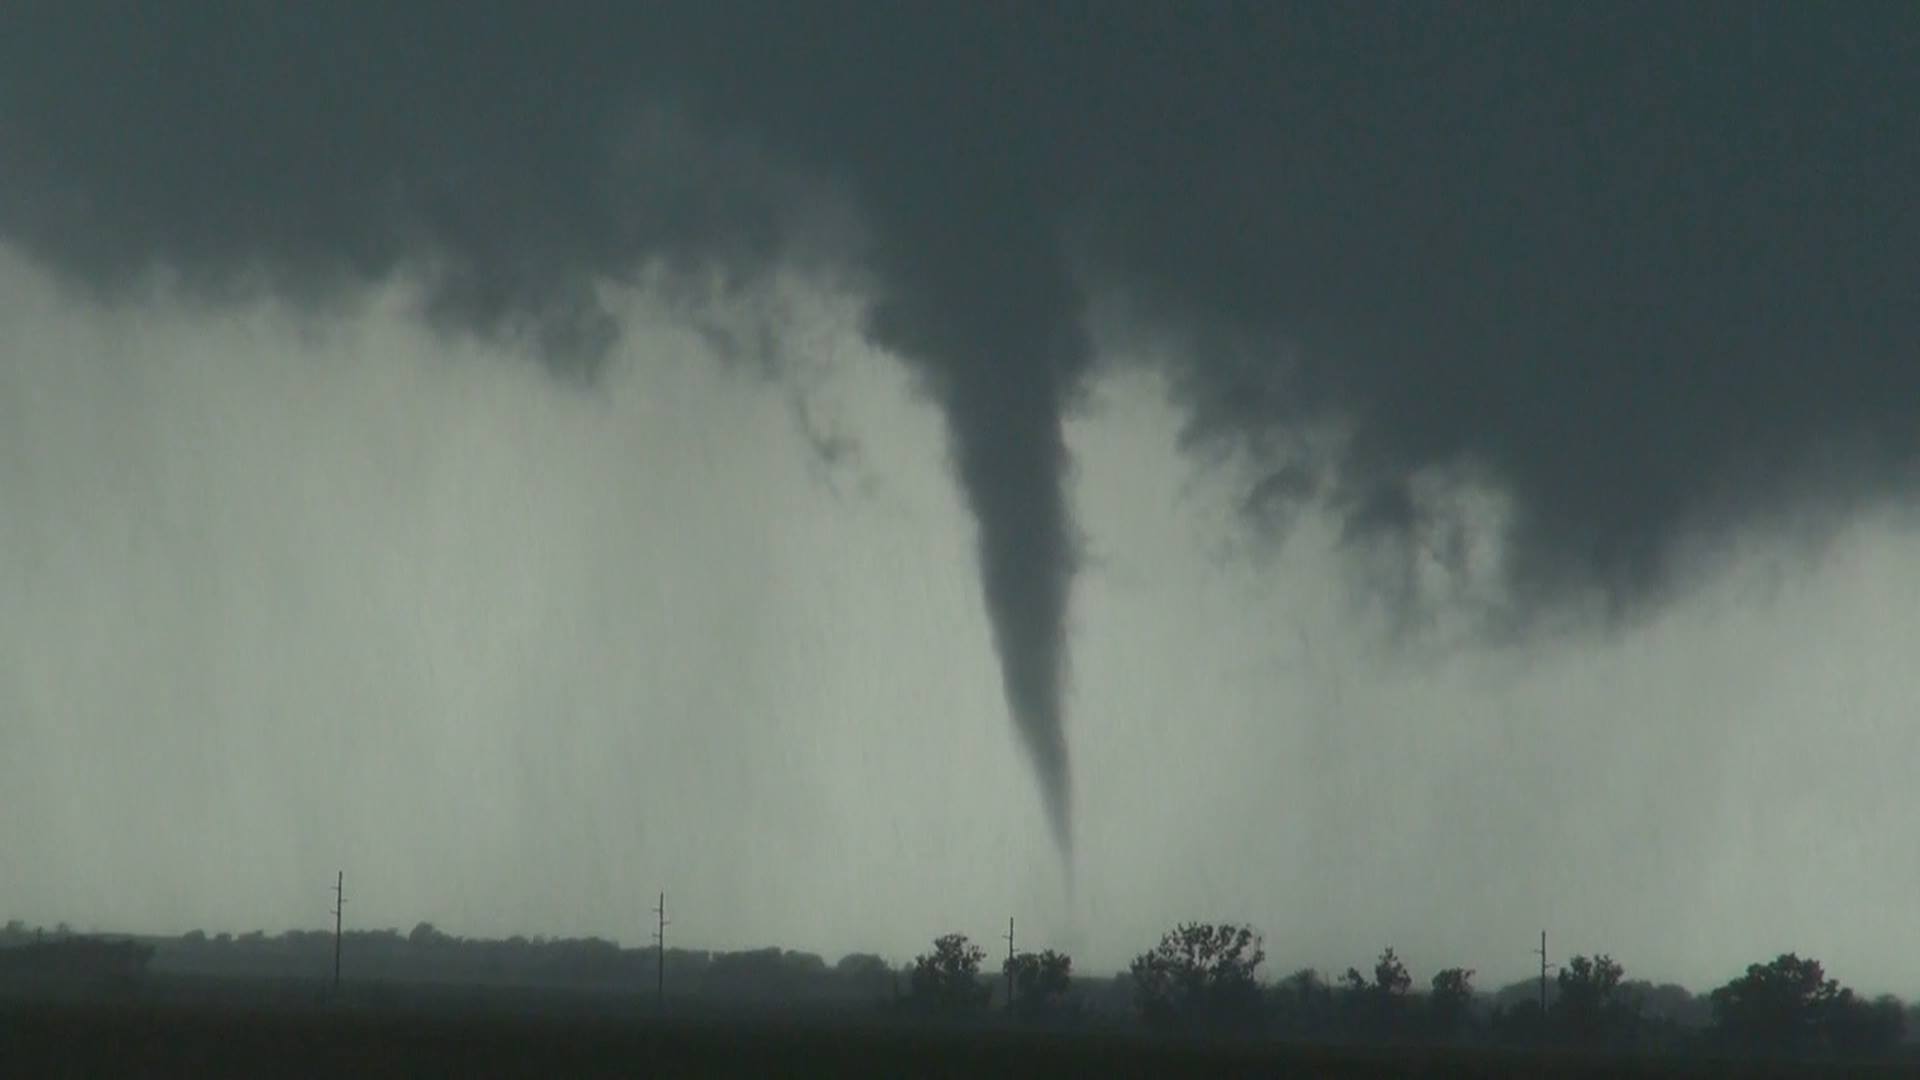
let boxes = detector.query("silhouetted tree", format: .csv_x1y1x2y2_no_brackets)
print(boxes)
1613,979,1709,1053
1373,947,1412,997
0,937,153,995
909,933,990,1013
1129,922,1264,1030
1555,954,1635,1045
1710,954,1900,1058
835,952,893,1000
1339,946,1414,1036
1005,948,1073,1020
1827,992,1907,1059
1429,967,1476,1039
1271,968,1338,1036
702,947,826,998
1710,954,1837,1055
1626,980,1709,1028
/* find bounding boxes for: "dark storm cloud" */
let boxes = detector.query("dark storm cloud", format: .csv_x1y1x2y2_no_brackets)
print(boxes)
4,2,1917,849
0,4,812,378
1069,5,1920,621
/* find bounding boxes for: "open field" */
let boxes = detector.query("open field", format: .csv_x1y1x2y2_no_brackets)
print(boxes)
2,989,1913,1079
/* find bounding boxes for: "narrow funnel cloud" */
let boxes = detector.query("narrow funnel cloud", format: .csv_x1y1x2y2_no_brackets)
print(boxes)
947,372,1077,859
863,222,1090,860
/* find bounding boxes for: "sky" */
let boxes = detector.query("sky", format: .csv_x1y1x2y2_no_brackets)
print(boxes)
2,3,1919,994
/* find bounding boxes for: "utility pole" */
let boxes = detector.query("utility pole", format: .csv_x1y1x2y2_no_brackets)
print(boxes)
1531,929,1556,1016
652,891,668,1014
1003,917,1016,1015
330,871,346,997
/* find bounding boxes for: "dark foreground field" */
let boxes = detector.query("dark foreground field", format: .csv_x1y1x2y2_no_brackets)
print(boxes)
4,996,1916,1080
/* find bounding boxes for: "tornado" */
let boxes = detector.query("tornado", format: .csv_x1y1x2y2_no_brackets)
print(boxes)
945,370,1077,860
863,224,1089,862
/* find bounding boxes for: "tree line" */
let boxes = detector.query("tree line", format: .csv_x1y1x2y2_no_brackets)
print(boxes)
901,922,1910,1060
3,918,1910,1058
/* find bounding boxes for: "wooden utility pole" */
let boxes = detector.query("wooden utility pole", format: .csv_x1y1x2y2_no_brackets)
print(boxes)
1003,917,1016,1015
652,891,669,1013
1531,930,1554,1015
330,871,346,997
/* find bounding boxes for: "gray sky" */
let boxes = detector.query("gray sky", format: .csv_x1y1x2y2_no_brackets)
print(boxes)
3,4,1919,995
